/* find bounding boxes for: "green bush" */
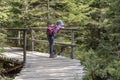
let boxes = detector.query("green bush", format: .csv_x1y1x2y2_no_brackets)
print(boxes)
80,45,120,80
0,75,12,80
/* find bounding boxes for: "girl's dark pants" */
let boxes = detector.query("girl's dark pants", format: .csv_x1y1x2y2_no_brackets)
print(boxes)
47,35,54,54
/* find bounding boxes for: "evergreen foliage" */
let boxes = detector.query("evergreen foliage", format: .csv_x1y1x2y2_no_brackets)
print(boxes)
0,0,120,79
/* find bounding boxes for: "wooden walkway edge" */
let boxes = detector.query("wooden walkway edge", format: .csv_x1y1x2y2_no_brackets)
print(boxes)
1,47,84,80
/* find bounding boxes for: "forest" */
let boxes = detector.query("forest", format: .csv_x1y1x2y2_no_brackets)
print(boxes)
0,0,120,80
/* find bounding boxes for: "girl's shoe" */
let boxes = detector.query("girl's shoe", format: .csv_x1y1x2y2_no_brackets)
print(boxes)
49,53,57,58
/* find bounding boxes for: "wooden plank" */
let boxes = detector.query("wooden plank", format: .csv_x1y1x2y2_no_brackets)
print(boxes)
6,37,20,40
6,28,29,31
5,27,79,31
0,55,23,64
30,27,79,30
1,47,84,80
1,64,23,74
14,77,77,80
31,39,76,46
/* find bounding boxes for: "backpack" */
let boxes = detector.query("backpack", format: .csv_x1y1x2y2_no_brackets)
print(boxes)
46,24,56,36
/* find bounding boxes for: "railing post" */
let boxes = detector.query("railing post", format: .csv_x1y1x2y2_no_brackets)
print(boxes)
71,30,75,59
23,30,27,63
31,29,34,51
18,31,21,46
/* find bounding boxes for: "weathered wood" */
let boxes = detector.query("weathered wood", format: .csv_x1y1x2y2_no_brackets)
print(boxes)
18,31,21,46
30,27,79,30
31,30,35,51
7,29,28,63
29,27,78,59
71,30,75,59
0,64,23,75
16,52,84,80
6,28,29,31
6,37,20,40
6,27,78,60
1,47,84,80
23,30,27,63
0,47,83,80
0,55,22,64
31,39,75,46
6,27,79,31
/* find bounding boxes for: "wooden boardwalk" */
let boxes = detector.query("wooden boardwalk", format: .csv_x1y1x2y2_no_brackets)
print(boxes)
1,47,84,80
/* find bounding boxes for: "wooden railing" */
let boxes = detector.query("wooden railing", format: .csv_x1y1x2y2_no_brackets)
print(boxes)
30,27,78,59
6,28,28,63
6,27,78,63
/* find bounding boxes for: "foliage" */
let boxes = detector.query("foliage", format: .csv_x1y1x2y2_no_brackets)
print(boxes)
81,46,120,80
0,0,120,80
76,0,120,79
0,28,7,48
0,33,6,43
0,75,12,80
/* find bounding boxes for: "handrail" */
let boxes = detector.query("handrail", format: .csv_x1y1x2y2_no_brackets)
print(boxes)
6,28,29,31
6,28,28,63
5,27,79,30
6,27,78,62
31,39,76,46
30,27,79,30
30,27,77,59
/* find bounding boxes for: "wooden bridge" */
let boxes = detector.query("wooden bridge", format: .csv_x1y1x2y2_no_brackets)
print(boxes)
0,27,84,80
6,27,79,63
1,47,84,80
